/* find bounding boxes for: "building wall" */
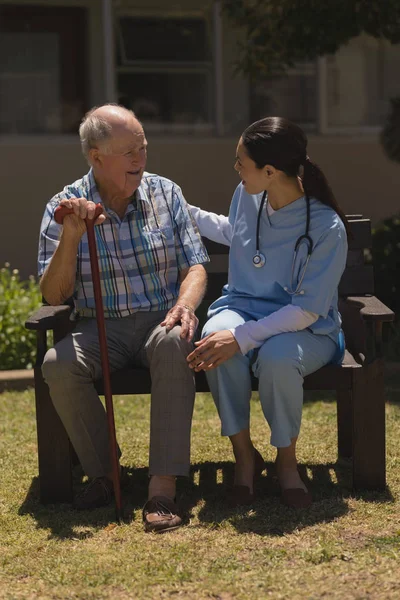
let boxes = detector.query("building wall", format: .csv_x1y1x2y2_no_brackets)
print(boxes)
1,0,399,279
1,135,399,279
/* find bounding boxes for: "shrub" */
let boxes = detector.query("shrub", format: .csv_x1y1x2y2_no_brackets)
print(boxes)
0,263,42,370
381,97,400,164
372,215,400,316
371,216,400,361
384,321,400,362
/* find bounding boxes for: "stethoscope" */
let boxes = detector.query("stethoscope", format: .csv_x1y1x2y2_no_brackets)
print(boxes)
252,191,314,296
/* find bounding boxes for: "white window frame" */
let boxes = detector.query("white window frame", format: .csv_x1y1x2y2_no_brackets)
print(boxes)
317,56,382,135
115,4,223,135
249,60,318,133
317,36,397,135
249,37,394,137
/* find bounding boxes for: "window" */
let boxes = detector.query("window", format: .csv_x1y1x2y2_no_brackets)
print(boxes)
116,15,213,131
250,62,318,130
324,35,400,130
0,5,88,135
249,35,400,135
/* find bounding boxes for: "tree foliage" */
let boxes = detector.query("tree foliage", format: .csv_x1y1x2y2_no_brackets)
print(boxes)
222,0,400,77
381,97,400,164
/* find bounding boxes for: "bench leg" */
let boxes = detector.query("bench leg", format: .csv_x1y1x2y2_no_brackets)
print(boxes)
34,366,73,504
337,389,353,459
352,360,386,491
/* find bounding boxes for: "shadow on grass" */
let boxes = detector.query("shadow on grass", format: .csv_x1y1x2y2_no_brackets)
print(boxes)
18,466,150,540
184,460,394,536
19,459,394,540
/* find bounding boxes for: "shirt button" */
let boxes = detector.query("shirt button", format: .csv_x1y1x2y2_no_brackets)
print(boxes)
300,290,305,295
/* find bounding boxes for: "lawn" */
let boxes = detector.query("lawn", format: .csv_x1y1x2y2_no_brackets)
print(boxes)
1,383,400,600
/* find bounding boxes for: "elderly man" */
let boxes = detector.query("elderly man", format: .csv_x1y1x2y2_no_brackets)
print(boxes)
39,104,208,533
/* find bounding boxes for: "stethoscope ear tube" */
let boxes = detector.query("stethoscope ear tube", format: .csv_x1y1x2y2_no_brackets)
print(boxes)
252,192,313,295
253,190,268,268
295,233,313,255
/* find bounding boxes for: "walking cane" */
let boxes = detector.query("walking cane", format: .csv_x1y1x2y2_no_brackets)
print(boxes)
54,203,122,522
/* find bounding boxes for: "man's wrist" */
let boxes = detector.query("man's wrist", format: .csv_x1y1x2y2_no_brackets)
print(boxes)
176,302,195,313
60,226,83,248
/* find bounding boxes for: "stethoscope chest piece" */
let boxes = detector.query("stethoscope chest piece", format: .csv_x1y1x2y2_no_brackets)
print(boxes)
252,252,266,268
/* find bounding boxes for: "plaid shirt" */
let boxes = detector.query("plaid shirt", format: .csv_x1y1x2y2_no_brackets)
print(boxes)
38,169,209,318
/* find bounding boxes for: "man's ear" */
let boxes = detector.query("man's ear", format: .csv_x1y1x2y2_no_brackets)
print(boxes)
89,148,101,167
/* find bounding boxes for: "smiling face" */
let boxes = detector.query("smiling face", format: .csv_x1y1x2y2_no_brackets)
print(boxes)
90,115,148,200
234,138,274,195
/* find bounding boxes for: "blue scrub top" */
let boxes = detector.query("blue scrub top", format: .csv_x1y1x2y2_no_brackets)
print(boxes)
208,183,348,345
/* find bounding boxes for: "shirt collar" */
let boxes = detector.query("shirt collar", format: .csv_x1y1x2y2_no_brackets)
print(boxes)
136,173,151,204
85,168,150,212
264,194,310,226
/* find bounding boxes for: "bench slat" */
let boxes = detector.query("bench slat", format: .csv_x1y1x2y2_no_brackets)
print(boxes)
94,357,360,397
347,219,372,250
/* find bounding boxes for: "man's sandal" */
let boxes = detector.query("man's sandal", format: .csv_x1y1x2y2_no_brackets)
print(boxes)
142,495,182,533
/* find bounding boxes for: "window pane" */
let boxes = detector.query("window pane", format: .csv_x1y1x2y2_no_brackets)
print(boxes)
118,17,209,63
0,33,61,134
118,72,211,125
250,67,317,127
327,35,400,128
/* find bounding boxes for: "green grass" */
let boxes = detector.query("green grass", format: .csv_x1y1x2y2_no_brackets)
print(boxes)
1,386,400,600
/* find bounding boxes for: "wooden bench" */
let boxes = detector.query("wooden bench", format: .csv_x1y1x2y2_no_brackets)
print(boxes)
26,215,394,504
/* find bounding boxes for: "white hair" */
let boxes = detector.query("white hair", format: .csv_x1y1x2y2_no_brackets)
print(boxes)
79,103,137,162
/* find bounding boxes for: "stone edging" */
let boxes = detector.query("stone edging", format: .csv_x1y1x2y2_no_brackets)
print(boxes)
0,369,34,393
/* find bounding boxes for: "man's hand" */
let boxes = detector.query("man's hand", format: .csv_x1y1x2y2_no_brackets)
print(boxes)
187,330,240,371
59,198,106,240
161,304,199,342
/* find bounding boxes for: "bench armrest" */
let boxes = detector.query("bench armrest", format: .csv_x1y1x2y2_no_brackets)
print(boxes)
344,296,395,322
340,295,395,363
25,305,73,331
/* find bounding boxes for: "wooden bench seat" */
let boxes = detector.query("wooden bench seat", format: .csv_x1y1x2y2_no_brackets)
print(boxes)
26,215,395,504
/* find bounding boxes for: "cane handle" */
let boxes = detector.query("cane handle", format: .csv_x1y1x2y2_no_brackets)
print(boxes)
54,203,103,225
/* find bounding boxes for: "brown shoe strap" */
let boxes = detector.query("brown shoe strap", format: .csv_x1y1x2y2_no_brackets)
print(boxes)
142,495,178,521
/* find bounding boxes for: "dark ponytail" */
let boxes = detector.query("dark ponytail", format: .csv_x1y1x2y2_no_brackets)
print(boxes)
242,117,350,238
302,158,351,237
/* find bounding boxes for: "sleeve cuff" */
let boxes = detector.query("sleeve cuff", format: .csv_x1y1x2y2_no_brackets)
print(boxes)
178,251,210,270
229,325,255,355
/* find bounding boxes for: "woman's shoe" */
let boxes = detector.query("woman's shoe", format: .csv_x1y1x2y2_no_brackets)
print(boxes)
275,460,312,509
227,447,265,507
281,487,312,509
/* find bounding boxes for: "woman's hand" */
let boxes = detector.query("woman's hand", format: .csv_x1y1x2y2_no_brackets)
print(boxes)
187,330,240,371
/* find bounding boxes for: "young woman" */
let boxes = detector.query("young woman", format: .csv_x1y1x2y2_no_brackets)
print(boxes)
187,117,349,509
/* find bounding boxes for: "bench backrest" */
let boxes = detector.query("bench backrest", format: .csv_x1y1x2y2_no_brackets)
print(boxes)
339,216,373,296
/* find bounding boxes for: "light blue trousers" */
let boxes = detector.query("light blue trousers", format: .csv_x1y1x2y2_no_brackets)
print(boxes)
203,309,337,448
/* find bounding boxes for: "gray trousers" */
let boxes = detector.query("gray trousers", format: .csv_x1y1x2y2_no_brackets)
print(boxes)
42,310,195,478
